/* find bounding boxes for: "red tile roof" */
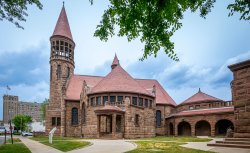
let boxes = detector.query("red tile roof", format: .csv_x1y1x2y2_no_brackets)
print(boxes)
66,75,103,100
94,105,125,113
136,79,176,106
180,89,222,105
90,64,153,97
52,5,73,40
169,107,234,117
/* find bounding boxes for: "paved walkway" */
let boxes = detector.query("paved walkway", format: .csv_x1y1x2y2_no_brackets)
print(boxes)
181,138,250,153
20,137,136,153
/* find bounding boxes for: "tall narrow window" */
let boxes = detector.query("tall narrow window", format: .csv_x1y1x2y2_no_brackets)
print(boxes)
145,99,148,107
72,108,78,125
156,110,161,127
135,114,139,126
50,66,52,80
139,98,143,107
96,96,101,105
67,67,70,78
103,96,108,105
57,65,61,80
110,96,116,103
117,96,123,102
132,97,137,105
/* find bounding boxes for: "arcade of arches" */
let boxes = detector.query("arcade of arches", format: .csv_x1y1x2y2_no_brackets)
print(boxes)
167,117,234,137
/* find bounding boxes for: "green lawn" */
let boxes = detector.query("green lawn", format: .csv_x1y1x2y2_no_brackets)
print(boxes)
30,136,91,152
126,141,213,153
0,143,31,153
140,136,212,142
7,138,21,143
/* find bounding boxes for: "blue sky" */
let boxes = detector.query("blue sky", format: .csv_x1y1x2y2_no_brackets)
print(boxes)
0,0,250,120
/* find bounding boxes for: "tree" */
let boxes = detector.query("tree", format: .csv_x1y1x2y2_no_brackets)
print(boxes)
91,0,250,60
1,0,249,60
12,115,32,132
41,98,49,121
0,0,43,29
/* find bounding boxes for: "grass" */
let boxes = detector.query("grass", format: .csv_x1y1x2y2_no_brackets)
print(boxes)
7,138,21,143
139,136,213,142
30,136,91,152
126,141,213,153
0,143,31,153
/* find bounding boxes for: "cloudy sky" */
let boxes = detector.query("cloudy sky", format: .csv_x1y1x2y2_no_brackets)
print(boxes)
0,0,250,120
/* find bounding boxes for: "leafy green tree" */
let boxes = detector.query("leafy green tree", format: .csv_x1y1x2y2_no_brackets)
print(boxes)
91,0,250,60
12,115,32,132
1,0,249,60
41,98,49,121
0,0,43,29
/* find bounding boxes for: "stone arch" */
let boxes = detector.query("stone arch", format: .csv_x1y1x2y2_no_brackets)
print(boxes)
178,121,191,136
169,122,174,136
215,119,234,136
195,120,211,136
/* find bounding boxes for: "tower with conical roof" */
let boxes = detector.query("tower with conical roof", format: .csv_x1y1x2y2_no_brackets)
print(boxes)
47,4,75,136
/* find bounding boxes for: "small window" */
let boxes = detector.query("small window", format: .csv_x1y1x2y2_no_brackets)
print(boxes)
72,108,78,125
57,65,61,80
139,98,143,107
52,117,61,126
189,106,194,110
96,96,101,105
60,41,64,45
110,96,116,103
57,117,61,126
91,97,95,106
67,67,70,78
132,97,137,105
149,100,152,108
52,117,56,126
117,96,123,102
145,99,148,107
195,105,200,109
103,96,108,105
135,114,139,126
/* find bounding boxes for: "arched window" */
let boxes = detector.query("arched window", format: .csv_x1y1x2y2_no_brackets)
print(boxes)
57,64,61,80
156,110,161,127
67,67,70,78
72,108,78,125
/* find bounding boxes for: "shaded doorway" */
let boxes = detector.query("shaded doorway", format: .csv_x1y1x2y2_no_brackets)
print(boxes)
178,121,191,136
215,119,234,136
195,120,211,136
169,122,174,136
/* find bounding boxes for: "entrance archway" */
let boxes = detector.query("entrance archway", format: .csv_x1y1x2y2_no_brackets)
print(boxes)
195,120,211,136
178,121,191,136
169,122,174,136
215,119,234,136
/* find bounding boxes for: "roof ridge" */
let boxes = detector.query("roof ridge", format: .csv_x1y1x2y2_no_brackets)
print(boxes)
73,74,104,77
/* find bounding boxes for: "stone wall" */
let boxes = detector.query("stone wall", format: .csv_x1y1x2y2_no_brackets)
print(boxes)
155,105,174,135
229,60,250,138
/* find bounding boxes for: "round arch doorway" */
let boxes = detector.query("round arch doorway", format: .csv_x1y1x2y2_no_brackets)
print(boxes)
215,119,234,136
195,120,211,136
178,121,191,136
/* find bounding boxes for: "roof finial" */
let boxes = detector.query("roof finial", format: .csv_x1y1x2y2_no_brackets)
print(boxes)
111,54,119,69
198,88,201,93
63,1,65,7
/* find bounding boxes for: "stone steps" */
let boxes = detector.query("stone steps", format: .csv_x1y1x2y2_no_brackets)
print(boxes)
208,138,250,149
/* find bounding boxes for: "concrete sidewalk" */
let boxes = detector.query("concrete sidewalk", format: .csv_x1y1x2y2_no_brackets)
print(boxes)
181,138,250,153
20,137,62,153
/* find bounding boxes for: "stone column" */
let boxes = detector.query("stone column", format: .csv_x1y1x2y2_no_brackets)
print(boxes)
112,113,116,138
174,123,178,136
191,124,195,136
211,122,215,137
97,115,100,138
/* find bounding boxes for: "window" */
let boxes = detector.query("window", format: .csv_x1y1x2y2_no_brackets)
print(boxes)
57,65,61,80
189,106,194,110
96,96,101,105
110,96,116,103
67,67,70,78
132,97,137,105
195,105,200,109
52,117,61,126
149,100,152,108
139,98,143,107
72,108,78,125
135,114,139,126
91,97,95,106
156,110,162,127
117,96,123,102
145,99,148,107
103,96,108,105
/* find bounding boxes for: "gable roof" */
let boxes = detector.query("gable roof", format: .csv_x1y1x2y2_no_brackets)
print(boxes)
179,89,222,105
136,79,176,106
52,5,73,40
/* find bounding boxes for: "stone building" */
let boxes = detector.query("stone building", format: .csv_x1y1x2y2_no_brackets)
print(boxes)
45,5,236,138
229,59,250,138
3,95,42,124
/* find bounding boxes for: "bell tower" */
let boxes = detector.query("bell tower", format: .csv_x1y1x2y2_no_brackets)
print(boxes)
46,4,75,136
